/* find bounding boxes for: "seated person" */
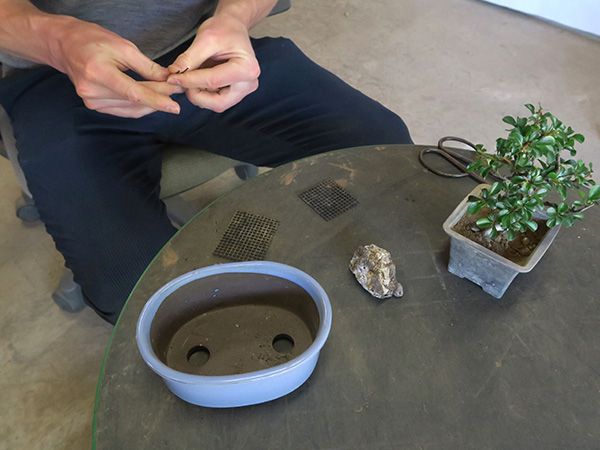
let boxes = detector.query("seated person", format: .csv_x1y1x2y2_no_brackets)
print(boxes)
0,0,411,323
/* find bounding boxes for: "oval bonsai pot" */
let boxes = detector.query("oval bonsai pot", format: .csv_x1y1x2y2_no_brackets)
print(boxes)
136,261,332,408
443,184,561,298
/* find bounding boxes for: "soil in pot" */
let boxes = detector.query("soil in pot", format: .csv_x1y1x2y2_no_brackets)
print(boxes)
452,211,550,265
150,273,320,376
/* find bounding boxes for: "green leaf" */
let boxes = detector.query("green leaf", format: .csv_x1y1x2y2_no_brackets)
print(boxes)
525,103,536,114
476,218,493,229
516,155,529,167
525,220,538,232
539,136,555,145
557,185,567,200
506,229,516,241
467,201,484,215
541,144,554,154
502,116,517,126
573,133,585,143
589,185,600,202
489,182,502,196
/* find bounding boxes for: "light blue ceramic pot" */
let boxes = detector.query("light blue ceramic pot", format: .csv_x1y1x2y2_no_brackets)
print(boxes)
136,261,332,408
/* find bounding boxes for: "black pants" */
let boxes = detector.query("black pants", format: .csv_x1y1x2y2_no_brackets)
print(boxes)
1,37,411,323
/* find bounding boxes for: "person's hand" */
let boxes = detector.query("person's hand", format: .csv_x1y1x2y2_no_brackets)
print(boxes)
50,18,183,118
166,14,260,113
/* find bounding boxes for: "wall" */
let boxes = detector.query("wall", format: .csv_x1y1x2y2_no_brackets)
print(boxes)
483,0,600,36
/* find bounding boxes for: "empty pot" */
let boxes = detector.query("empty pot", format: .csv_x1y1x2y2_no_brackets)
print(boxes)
136,261,332,408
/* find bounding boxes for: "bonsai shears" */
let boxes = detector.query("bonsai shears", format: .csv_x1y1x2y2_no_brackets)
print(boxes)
419,136,504,183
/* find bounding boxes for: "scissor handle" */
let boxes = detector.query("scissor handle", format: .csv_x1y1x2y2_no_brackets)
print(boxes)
418,136,488,183
418,147,471,179
438,136,478,152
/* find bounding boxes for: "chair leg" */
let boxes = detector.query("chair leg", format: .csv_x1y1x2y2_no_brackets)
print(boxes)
234,164,259,181
163,194,197,228
52,268,86,313
15,192,40,223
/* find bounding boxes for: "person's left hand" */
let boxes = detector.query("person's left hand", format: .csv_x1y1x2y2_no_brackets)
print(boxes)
166,14,260,113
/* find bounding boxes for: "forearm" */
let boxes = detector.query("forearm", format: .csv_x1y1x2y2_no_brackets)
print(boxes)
0,0,75,69
214,0,278,29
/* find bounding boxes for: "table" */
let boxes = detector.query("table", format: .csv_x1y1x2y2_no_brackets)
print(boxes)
93,145,600,449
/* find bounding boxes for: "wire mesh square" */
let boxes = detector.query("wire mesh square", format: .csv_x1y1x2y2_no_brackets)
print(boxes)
298,178,359,221
213,211,279,261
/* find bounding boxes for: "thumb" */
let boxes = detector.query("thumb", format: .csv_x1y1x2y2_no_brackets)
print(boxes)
168,41,214,74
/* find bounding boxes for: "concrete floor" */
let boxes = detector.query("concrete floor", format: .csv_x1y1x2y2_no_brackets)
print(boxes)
1,1,599,449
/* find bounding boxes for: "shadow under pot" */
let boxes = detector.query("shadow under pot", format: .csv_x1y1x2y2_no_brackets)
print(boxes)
136,262,332,408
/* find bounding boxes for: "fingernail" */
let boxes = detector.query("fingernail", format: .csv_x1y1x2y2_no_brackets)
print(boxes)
168,104,180,114
168,77,181,85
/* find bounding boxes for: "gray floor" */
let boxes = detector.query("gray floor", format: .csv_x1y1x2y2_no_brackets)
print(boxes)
1,1,599,448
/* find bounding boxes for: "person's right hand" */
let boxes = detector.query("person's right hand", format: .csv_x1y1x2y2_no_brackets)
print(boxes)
49,17,183,118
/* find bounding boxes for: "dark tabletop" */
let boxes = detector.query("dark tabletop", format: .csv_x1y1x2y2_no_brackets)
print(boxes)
93,145,600,450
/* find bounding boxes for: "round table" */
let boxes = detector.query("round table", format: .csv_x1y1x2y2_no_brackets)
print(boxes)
93,145,600,449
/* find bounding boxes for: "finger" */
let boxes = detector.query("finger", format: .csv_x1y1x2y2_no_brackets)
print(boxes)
100,67,181,114
186,80,258,113
84,81,184,101
86,98,172,110
140,81,185,96
122,45,170,81
91,82,183,113
97,105,157,118
168,40,216,74
168,59,259,90
86,98,137,109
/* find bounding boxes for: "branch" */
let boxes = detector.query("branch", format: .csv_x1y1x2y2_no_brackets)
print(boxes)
571,200,600,214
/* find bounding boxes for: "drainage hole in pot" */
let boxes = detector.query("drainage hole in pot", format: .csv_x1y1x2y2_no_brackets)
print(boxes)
187,346,210,367
272,334,295,354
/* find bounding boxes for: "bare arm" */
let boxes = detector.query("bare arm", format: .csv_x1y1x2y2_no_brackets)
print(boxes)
0,0,182,117
167,0,278,113
0,0,65,66
214,0,279,29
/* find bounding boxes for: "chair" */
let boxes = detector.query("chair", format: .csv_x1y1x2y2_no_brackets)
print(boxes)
0,0,291,313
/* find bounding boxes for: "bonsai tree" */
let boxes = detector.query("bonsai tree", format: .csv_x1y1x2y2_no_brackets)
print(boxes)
466,104,600,241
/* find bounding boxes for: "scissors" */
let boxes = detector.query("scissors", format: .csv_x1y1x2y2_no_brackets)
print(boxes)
419,136,504,183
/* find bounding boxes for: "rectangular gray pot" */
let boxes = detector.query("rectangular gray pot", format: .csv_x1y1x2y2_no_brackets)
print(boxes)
443,184,561,298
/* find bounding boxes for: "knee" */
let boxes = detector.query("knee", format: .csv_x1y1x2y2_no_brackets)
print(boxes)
372,106,413,145
252,36,307,74
338,100,413,147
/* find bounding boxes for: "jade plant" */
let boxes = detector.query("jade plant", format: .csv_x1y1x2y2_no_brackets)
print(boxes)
466,104,600,241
